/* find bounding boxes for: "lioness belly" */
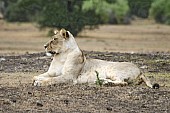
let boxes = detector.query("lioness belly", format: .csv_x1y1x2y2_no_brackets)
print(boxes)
76,59,141,83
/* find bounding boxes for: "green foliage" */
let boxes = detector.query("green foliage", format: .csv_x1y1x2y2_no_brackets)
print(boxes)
5,0,42,22
0,0,18,7
5,0,170,35
112,0,130,24
82,0,130,24
4,0,100,36
3,0,170,31
37,0,99,36
82,0,113,23
149,0,170,24
95,71,103,87
128,0,153,18
4,0,130,35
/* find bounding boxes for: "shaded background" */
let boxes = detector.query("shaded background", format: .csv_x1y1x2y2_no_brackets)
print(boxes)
0,0,170,54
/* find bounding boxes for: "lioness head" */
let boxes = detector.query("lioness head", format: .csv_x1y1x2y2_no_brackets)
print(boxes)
44,28,70,56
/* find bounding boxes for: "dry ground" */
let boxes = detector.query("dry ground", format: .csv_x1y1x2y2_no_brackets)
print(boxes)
1,19,170,55
0,19,170,112
0,52,170,113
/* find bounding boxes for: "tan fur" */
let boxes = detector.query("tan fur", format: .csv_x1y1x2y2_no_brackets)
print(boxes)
33,29,155,88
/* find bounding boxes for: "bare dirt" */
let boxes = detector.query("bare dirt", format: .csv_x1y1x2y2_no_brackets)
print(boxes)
0,20,170,112
0,52,170,113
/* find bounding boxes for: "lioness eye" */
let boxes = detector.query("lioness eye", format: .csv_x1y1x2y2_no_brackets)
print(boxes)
53,38,57,40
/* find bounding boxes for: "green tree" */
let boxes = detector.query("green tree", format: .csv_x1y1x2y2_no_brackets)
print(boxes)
128,0,153,18
4,0,100,36
4,0,43,22
149,0,170,24
82,0,130,24
112,0,130,24
4,0,131,36
37,0,100,36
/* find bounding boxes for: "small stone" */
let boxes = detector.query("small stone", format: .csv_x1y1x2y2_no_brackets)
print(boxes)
28,91,32,94
64,99,69,105
36,100,43,107
106,107,112,111
11,99,17,103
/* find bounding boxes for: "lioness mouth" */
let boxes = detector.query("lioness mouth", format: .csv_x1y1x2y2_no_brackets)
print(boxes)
48,51,56,55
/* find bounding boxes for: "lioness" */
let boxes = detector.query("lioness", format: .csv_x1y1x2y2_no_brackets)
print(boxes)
33,29,159,88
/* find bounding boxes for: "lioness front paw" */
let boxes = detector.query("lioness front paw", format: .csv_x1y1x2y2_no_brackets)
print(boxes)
32,77,52,86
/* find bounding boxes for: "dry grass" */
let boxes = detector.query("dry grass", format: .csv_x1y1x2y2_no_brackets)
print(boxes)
78,24,170,53
0,20,47,54
0,19,170,55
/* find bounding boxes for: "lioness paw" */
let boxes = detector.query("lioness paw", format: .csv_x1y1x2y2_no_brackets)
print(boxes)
33,77,52,86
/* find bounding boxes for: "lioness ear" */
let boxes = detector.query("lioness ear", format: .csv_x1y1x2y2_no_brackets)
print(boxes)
60,28,69,39
54,29,59,35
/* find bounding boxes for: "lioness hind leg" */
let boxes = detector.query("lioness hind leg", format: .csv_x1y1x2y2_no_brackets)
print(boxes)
102,78,128,86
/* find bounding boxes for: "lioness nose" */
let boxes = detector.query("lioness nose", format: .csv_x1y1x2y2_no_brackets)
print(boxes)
44,45,48,49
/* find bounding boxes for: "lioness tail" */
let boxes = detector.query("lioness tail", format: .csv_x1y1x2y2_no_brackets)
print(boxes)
139,74,159,89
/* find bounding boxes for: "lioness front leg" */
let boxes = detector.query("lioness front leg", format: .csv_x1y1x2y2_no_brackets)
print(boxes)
33,72,55,86
33,75,71,86
33,72,50,81
33,77,52,86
